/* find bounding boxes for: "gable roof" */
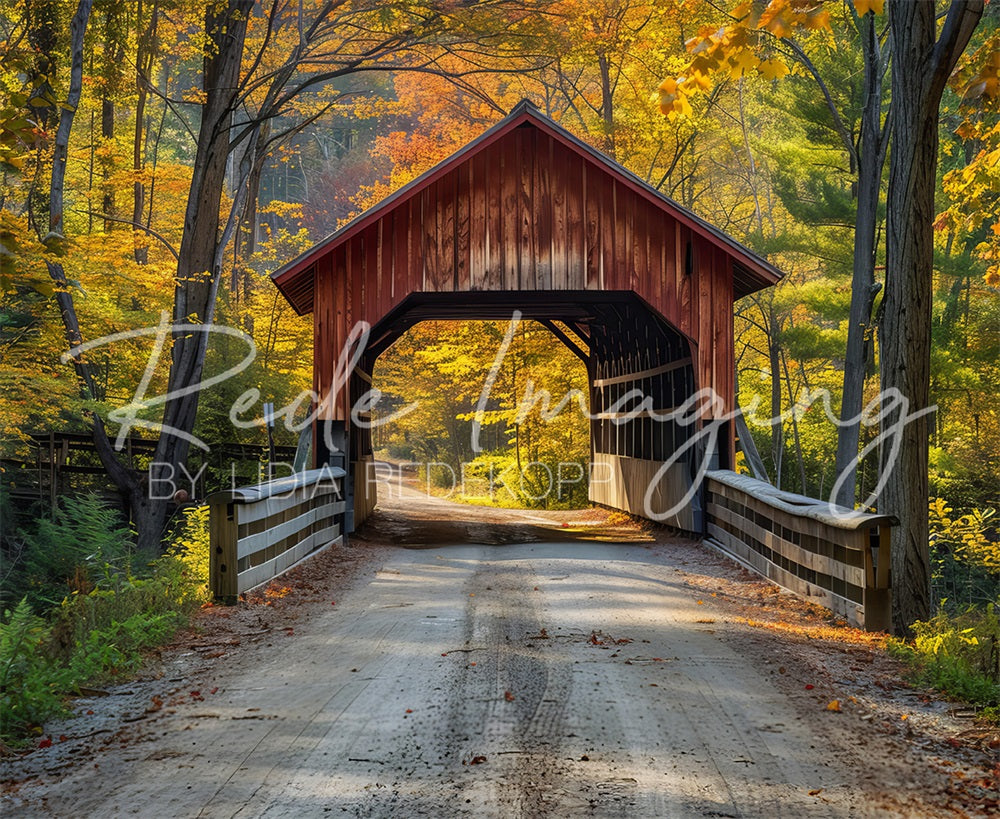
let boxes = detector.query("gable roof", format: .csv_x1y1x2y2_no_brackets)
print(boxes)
271,99,782,312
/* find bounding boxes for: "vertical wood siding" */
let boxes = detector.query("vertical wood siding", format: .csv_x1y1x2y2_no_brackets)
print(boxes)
313,126,736,425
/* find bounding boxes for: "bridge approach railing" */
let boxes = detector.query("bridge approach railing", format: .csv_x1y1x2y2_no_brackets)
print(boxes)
207,467,346,603
704,470,892,631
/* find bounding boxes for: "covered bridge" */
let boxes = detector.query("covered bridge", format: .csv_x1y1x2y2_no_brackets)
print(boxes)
271,100,782,532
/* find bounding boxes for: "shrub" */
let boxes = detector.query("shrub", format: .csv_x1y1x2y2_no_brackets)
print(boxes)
0,599,73,735
1,494,134,611
891,601,1000,712
928,498,999,610
0,504,211,743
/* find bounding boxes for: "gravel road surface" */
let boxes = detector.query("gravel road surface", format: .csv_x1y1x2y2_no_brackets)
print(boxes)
3,485,997,817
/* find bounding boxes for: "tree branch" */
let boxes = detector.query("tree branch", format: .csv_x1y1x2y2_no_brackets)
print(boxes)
72,209,179,259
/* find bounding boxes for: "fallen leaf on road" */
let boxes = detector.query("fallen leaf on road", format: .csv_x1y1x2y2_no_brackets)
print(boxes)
804,684,814,690
38,737,52,748
826,700,841,712
466,755,487,765
809,788,824,796
504,691,515,702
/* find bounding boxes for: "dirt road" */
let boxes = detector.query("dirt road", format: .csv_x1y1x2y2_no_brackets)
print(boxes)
2,486,997,817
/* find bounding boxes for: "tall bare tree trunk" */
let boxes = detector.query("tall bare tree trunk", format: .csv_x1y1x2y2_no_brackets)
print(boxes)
132,0,158,264
834,11,888,508
882,0,982,634
142,0,253,555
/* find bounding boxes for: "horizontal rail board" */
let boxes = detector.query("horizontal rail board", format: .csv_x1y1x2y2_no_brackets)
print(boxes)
238,530,342,593
237,500,345,560
710,503,865,588
235,486,341,526
592,357,693,387
707,524,865,626
207,467,346,505
704,470,891,631
209,469,348,603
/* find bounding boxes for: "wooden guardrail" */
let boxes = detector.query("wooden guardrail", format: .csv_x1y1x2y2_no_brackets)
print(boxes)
704,470,892,631
207,467,346,603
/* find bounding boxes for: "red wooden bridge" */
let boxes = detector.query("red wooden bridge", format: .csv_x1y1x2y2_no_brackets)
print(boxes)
209,101,892,632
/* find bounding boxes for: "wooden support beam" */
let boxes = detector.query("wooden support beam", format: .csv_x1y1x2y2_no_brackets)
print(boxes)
539,318,589,364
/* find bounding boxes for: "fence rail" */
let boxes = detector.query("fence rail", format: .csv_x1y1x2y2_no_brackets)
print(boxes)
208,467,346,603
704,470,893,631
1,431,298,511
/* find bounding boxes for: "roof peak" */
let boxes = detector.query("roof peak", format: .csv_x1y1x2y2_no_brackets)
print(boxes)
508,98,541,116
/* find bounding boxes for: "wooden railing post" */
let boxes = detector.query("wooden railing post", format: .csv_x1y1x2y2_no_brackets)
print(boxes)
862,524,892,632
209,500,238,604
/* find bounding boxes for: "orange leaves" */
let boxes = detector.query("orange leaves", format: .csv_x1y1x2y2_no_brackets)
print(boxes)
853,0,885,17
660,0,835,120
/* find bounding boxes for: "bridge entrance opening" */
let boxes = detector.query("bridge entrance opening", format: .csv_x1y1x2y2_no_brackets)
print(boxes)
341,291,708,534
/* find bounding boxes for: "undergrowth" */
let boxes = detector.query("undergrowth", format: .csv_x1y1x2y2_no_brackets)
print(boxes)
0,499,210,744
889,601,1000,720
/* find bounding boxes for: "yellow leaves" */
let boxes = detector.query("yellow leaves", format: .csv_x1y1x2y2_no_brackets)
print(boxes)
658,77,694,117
661,0,835,119
853,0,885,16
658,81,693,118
758,58,790,81
728,48,760,78
826,699,841,712
182,86,208,105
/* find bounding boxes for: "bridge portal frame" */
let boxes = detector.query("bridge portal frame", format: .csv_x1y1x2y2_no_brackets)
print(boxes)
271,101,782,531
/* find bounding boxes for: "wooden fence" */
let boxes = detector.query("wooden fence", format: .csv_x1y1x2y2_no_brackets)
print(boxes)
0,431,298,512
704,470,893,631
208,467,346,603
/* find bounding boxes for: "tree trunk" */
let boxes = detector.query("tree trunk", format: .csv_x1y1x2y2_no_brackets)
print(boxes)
149,0,254,543
768,303,783,487
882,0,983,634
597,54,615,158
132,0,158,264
834,11,886,508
